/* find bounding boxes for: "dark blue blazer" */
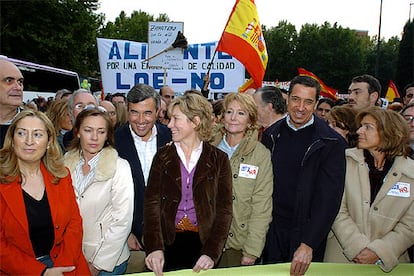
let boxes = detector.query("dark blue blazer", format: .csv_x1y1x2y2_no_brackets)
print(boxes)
114,123,172,241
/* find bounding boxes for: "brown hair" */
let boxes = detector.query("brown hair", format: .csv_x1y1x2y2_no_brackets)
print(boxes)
69,107,115,150
0,110,67,183
356,107,411,158
327,105,358,147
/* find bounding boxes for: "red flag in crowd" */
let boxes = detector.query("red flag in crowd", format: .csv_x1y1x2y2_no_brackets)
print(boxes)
385,80,400,103
297,68,338,101
217,0,268,91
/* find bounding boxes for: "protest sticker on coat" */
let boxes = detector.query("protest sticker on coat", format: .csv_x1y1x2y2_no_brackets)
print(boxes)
97,38,245,94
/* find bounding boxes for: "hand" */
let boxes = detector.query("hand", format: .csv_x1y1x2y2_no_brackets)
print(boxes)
352,248,379,264
145,250,164,276
88,263,100,276
290,243,313,276
193,254,214,273
241,255,256,266
127,233,142,250
43,266,75,276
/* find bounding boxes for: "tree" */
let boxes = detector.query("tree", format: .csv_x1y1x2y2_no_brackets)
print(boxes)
263,21,298,82
395,20,414,93
294,22,370,93
0,0,102,77
98,10,170,42
366,36,400,96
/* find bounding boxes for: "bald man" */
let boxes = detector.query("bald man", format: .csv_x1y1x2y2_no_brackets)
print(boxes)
100,100,117,127
0,59,24,147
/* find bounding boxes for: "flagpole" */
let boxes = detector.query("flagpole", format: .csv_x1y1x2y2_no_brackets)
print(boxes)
201,47,218,98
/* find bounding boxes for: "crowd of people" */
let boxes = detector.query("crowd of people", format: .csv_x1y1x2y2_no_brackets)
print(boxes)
1,57,413,275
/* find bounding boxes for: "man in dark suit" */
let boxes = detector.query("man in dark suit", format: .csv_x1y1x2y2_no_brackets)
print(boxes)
114,83,171,273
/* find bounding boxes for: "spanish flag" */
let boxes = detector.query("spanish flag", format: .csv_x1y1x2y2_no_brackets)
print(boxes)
297,68,338,101
385,80,400,103
238,78,256,93
217,0,268,90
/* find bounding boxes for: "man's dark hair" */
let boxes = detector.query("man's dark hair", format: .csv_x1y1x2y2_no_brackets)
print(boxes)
255,86,286,114
289,76,321,100
127,83,160,110
351,74,381,95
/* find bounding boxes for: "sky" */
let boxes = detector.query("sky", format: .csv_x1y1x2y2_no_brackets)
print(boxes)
98,0,413,44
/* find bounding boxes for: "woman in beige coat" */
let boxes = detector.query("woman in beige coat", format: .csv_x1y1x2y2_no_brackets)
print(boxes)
324,107,414,272
64,107,134,275
211,93,273,268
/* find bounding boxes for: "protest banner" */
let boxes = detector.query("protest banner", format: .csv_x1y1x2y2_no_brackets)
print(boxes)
97,38,245,95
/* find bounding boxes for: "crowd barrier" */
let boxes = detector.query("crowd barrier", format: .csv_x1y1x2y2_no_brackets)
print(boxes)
136,262,413,275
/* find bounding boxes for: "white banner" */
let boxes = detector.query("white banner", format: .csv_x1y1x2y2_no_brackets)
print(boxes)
97,38,245,95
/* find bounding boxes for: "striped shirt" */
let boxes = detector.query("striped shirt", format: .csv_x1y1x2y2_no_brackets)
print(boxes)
74,150,103,195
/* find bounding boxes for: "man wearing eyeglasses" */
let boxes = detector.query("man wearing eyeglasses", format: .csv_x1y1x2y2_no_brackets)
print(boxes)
114,83,172,273
403,83,414,107
62,89,97,151
0,59,24,148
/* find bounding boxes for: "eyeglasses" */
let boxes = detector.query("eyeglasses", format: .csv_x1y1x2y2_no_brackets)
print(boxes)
406,94,413,99
74,103,96,110
75,103,106,114
107,111,116,117
404,115,414,123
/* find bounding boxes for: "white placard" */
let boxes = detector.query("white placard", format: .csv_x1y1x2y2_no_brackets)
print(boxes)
148,22,184,70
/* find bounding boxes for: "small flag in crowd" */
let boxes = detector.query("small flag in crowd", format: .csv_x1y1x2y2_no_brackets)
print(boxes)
217,0,268,91
297,68,338,101
385,80,400,103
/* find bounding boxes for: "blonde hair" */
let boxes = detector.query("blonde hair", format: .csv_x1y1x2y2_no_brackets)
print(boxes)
0,110,67,183
168,93,213,141
223,93,259,130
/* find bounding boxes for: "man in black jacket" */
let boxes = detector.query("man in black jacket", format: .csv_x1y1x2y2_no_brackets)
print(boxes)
114,83,171,273
261,76,346,276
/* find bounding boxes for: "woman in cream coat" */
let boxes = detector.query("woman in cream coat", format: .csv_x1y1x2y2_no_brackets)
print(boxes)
324,107,414,272
65,107,134,275
211,93,273,267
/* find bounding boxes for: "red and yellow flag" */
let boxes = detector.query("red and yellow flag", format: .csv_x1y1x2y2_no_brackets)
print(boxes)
217,0,268,90
385,80,400,103
297,68,338,101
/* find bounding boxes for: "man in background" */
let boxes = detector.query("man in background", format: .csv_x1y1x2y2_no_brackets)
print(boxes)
253,86,287,137
114,83,171,273
159,85,175,107
62,89,97,150
347,74,380,110
403,83,414,106
111,92,126,106
100,100,117,128
0,59,24,148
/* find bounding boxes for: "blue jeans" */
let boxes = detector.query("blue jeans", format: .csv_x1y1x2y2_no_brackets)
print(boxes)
98,260,128,275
